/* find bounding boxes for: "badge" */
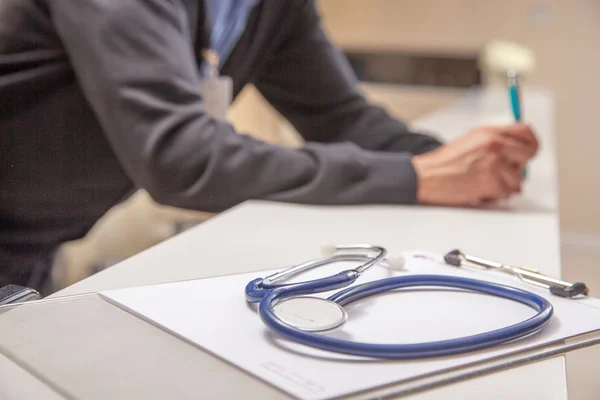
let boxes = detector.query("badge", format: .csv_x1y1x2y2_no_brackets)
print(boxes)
199,49,232,121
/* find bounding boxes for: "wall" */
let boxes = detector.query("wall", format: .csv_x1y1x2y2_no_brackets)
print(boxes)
315,0,600,235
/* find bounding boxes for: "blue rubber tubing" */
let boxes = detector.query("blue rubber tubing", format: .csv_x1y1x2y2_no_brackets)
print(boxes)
248,271,554,359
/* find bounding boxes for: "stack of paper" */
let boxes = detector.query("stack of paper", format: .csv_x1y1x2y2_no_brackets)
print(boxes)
101,252,600,400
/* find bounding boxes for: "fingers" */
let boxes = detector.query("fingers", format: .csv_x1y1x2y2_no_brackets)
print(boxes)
497,123,539,155
497,162,522,194
479,124,538,168
479,154,508,199
496,135,534,167
478,154,520,200
413,124,533,208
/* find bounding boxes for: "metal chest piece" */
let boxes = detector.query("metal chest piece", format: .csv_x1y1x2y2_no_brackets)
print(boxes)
273,297,347,333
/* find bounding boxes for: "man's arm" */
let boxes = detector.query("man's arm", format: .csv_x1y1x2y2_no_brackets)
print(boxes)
254,1,539,208
48,0,422,212
254,0,443,155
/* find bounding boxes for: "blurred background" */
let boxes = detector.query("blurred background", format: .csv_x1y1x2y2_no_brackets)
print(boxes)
53,0,600,278
48,1,599,398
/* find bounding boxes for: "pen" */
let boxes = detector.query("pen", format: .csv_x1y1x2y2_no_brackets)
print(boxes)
508,69,521,121
507,69,527,179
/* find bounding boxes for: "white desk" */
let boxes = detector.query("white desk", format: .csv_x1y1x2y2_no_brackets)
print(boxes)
0,88,569,399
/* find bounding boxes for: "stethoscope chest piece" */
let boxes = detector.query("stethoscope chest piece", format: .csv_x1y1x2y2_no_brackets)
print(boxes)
273,297,347,332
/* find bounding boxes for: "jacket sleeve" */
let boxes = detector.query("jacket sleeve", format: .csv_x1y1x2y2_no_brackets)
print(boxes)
255,0,443,155
49,0,424,212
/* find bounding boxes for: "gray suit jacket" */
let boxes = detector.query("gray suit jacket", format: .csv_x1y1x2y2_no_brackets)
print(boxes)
0,0,442,282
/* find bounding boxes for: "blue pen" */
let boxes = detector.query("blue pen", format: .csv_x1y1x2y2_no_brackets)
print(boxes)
508,70,527,179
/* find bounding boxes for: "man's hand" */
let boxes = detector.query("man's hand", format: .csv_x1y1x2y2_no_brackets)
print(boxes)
412,123,539,207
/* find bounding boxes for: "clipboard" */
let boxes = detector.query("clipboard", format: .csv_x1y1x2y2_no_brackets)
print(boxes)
99,251,600,400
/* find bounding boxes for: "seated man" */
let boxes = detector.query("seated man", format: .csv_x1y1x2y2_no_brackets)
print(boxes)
0,0,538,293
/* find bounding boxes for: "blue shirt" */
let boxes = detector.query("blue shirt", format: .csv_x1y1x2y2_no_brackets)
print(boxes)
204,0,260,72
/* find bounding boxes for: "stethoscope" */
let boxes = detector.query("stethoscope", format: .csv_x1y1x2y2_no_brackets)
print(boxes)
244,244,574,360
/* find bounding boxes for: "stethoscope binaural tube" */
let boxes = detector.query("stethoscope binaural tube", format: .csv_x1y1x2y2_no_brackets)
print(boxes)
246,245,388,303
253,273,553,359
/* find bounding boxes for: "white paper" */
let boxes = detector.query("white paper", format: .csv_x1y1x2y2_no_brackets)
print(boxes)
101,252,600,400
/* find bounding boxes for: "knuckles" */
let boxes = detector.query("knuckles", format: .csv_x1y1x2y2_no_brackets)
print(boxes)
485,153,502,169
481,134,502,152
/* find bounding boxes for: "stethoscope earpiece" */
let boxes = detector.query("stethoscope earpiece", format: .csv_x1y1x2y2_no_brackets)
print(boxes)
386,255,406,271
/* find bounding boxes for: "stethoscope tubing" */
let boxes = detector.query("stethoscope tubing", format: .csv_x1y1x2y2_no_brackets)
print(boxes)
251,273,553,359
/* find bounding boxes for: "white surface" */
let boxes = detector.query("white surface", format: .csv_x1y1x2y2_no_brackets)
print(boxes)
0,352,65,400
60,201,561,294
43,88,568,400
102,253,600,400
385,355,568,400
